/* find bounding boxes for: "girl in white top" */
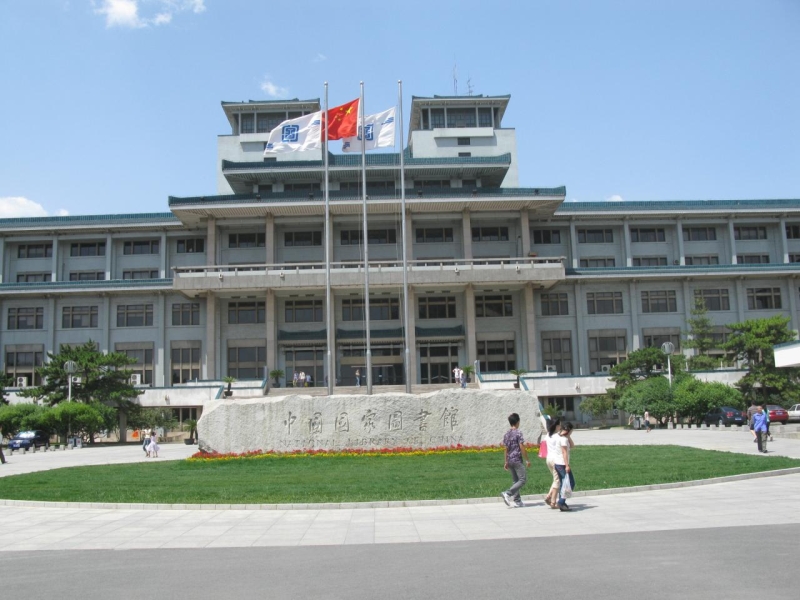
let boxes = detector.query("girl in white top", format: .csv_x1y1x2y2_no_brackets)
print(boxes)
146,432,160,458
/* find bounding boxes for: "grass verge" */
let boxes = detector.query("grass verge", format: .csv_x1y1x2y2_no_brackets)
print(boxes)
0,445,797,505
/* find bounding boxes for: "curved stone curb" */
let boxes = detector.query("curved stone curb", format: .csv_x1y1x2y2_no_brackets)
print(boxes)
2,466,800,511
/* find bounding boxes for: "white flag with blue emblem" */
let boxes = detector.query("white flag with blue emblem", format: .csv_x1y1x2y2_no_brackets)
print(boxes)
341,107,396,153
263,111,323,154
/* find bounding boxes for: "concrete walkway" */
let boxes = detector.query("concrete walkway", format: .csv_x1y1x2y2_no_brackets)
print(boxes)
1,428,799,551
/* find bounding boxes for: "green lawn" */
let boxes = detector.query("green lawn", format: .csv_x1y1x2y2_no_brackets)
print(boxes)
0,446,797,504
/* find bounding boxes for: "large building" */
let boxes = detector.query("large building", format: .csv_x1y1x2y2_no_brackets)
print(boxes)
1,93,798,422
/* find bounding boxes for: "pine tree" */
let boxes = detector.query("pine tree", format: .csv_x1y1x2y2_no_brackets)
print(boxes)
683,296,719,371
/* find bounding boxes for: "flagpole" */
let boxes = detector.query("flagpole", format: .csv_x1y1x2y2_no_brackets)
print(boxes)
324,82,334,395
361,81,372,395
398,80,411,394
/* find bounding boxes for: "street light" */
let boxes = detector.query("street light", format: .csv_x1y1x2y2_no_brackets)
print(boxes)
661,342,675,387
64,360,77,402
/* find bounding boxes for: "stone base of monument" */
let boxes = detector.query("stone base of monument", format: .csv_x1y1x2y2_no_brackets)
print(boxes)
198,389,543,454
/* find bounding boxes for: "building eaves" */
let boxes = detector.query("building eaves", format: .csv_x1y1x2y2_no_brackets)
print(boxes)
0,213,181,232
556,199,800,215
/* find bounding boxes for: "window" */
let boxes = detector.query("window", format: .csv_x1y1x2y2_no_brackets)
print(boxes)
791,254,800,263
586,292,623,315
62,306,98,329
7,307,44,330
477,339,515,372
284,231,322,247
228,301,266,324
683,227,717,242
632,257,668,267
694,289,730,311
457,137,471,146
116,304,154,327
70,242,105,257
228,345,266,379
70,271,105,281
418,296,456,319
737,255,770,264
458,152,472,157
541,332,572,374
541,397,576,415
342,297,399,321
284,346,325,387
642,330,681,352
416,228,454,243
239,113,254,134
172,302,200,326
541,293,568,316
630,228,666,243
685,255,719,266
448,108,476,128
228,233,265,248
476,295,513,318
532,229,561,245
430,108,445,128
579,257,616,268
16,273,51,283
17,244,52,259
734,226,767,241
171,343,201,384
419,344,460,384
5,348,44,386
747,288,782,310
478,107,492,127
284,299,323,323
471,227,509,242
340,229,397,245
578,229,613,243
177,238,205,253
641,290,678,313
589,331,627,373
123,240,159,255
123,270,159,280
117,344,154,385
256,113,284,133
786,225,800,239
414,179,451,189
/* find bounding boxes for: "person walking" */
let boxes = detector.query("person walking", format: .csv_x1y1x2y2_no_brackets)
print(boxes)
146,430,160,458
142,428,151,457
751,406,768,453
500,413,531,508
644,409,652,433
550,421,575,511
355,368,361,387
293,372,299,388
764,405,772,442
747,402,758,443
543,418,561,508
460,369,467,389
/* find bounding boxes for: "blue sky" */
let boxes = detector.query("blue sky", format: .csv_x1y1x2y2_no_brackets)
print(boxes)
1,0,798,217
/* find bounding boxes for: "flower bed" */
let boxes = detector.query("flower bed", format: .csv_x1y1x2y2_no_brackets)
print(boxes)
188,444,501,462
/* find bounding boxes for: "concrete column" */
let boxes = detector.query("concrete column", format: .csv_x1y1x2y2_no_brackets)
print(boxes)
735,279,745,321
524,284,537,370
574,282,587,375
102,296,111,352
47,297,56,354
51,237,59,282
404,211,413,262
265,215,275,264
569,220,578,269
156,294,166,387
406,286,417,384
519,210,531,257
682,280,694,359
105,234,112,280
266,289,277,376
623,221,632,267
676,220,685,266
0,237,5,283
629,281,640,350
207,217,217,266
205,293,217,379
465,284,477,367
780,217,789,264
462,209,472,260
159,232,167,278
728,220,737,265
788,277,799,336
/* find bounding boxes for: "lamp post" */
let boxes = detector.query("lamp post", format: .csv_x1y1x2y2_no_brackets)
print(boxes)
661,342,675,387
64,360,77,402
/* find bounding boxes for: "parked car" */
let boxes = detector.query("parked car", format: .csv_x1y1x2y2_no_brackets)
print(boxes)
766,405,789,424
788,404,800,423
702,407,745,427
7,430,51,450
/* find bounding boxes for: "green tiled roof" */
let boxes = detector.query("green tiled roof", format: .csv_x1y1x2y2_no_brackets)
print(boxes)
566,264,800,276
0,279,173,291
278,329,327,341
221,98,319,106
336,328,404,340
0,213,179,230
169,186,566,207
556,199,800,213
415,325,464,338
222,151,512,170
411,94,510,101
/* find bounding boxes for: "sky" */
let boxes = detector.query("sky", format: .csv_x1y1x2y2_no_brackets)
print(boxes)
0,0,798,218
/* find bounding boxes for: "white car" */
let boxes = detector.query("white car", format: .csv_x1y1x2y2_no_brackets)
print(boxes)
788,404,800,423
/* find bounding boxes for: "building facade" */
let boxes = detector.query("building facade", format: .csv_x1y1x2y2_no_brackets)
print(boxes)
1,93,798,419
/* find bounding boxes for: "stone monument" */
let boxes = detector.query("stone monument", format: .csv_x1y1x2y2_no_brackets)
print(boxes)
198,388,543,454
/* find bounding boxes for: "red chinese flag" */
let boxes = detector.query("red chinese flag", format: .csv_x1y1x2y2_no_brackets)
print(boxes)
324,98,359,140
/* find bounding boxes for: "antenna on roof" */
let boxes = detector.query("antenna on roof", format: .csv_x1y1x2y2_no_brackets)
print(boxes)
452,63,458,95
466,76,474,96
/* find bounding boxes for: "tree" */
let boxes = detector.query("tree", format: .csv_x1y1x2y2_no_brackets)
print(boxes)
616,376,675,425
127,407,178,433
0,403,48,436
605,347,672,405
722,315,800,404
509,368,527,389
672,378,743,425
578,395,614,426
0,371,12,405
683,296,721,371
43,402,111,441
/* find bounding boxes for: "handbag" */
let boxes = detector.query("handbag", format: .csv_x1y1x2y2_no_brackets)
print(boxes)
560,471,573,499
538,441,548,459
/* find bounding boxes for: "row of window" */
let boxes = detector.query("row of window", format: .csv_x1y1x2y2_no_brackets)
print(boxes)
533,225,786,245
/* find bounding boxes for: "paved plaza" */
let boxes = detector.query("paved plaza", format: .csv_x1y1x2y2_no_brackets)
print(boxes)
1,427,799,551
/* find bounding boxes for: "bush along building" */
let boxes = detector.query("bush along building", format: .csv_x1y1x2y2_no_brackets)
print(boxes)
1,93,798,425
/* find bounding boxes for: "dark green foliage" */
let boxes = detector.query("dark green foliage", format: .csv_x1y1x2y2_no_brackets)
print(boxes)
672,379,744,424
0,403,48,436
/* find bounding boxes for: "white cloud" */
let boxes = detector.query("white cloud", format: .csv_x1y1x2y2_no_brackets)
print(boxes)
312,53,327,63
260,78,289,99
0,197,70,218
94,0,205,29
605,194,624,202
